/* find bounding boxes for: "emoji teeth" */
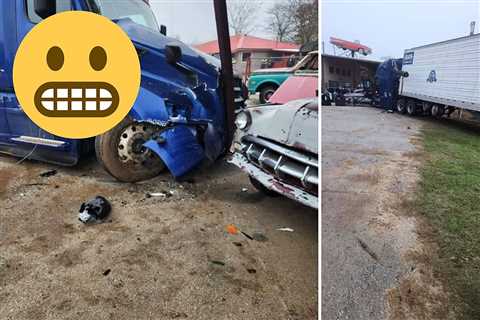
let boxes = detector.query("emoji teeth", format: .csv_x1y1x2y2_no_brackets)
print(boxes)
38,87,114,112
41,89,54,99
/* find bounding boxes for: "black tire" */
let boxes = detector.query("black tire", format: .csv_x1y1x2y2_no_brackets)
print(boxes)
406,99,417,116
259,85,277,104
95,117,166,182
396,98,406,114
431,104,444,117
249,176,279,197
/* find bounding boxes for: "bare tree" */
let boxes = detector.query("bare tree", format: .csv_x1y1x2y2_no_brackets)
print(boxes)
267,2,295,42
227,0,259,35
291,0,318,45
268,0,318,45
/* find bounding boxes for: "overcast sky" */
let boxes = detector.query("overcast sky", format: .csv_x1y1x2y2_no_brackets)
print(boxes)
322,0,480,60
149,0,273,45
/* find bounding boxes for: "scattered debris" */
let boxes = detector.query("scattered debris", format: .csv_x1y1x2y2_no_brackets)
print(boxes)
210,260,225,266
241,231,254,240
78,196,111,224
241,187,248,192
39,169,57,178
227,224,239,235
247,268,257,274
22,183,48,187
227,225,267,242
232,242,242,247
277,227,294,232
252,233,268,242
146,190,174,198
103,269,111,276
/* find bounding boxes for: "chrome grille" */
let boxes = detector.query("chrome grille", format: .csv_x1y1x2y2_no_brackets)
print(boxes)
242,136,318,193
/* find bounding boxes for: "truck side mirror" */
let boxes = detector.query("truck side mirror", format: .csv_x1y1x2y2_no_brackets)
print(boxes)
165,45,182,64
34,0,56,19
160,25,167,36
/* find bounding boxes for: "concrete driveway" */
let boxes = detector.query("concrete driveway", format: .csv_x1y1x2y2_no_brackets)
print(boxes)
0,153,317,319
322,106,443,319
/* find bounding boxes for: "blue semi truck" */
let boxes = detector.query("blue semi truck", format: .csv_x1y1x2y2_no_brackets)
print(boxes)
375,33,480,116
0,0,243,182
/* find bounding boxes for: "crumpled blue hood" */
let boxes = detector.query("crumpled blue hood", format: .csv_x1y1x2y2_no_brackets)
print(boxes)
115,18,220,88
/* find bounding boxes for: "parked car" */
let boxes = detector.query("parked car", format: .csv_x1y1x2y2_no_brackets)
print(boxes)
229,98,318,209
0,0,245,182
268,72,319,105
247,51,318,104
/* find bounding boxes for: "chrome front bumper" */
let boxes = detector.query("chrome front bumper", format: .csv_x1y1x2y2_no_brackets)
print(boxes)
229,152,318,209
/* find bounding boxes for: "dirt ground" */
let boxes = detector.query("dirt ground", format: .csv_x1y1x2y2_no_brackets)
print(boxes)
0,151,317,319
322,106,452,320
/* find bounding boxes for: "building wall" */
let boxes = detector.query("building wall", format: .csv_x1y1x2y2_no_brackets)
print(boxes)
321,55,379,91
233,50,299,78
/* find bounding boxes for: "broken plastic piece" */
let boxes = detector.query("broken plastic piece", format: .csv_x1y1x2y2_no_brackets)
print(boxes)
226,224,239,235
78,196,111,224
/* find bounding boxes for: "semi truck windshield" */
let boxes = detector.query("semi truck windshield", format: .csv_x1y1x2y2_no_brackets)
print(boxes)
86,0,159,32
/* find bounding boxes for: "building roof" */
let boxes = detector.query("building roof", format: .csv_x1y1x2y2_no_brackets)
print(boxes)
194,35,300,54
321,54,381,65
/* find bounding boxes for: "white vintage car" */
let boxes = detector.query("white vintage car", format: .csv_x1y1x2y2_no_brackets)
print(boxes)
229,99,318,209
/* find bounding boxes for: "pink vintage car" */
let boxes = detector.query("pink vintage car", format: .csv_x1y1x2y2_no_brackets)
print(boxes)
268,72,319,105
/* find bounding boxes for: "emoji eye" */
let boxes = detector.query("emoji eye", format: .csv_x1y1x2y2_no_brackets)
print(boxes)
90,46,107,71
47,46,64,71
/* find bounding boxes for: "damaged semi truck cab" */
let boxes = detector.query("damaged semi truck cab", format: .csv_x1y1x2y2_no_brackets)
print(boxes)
0,0,242,181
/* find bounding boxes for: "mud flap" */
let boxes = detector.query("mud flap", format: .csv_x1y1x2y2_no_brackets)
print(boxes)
143,126,204,178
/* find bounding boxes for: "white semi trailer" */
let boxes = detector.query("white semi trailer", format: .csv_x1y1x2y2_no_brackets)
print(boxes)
396,33,480,116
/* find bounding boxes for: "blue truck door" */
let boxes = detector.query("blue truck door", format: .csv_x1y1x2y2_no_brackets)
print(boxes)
0,1,17,142
0,0,80,165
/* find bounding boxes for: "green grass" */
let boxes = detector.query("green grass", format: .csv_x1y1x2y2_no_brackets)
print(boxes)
417,120,480,318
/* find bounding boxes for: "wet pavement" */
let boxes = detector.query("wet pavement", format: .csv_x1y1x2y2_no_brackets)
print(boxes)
322,106,423,319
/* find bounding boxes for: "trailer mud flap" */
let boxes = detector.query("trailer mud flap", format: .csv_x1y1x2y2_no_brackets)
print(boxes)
143,126,204,178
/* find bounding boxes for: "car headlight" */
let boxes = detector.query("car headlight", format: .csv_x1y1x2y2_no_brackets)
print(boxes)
235,110,251,131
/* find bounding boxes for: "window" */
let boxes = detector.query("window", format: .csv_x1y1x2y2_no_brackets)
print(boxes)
336,68,340,75
27,0,71,24
242,52,251,62
329,66,334,74
347,70,351,76
342,69,346,76
328,81,339,88
85,0,160,32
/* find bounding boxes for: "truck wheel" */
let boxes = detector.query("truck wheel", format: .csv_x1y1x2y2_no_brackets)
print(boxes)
95,117,166,182
249,176,279,197
422,102,432,115
259,85,277,104
431,104,444,117
396,98,406,114
406,100,418,116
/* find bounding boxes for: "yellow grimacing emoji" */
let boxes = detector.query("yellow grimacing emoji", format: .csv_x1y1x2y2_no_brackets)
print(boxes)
13,11,141,139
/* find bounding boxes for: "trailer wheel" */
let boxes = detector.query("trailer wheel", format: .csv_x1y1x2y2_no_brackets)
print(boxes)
396,98,406,114
406,99,418,116
95,117,166,182
422,102,432,115
431,104,444,117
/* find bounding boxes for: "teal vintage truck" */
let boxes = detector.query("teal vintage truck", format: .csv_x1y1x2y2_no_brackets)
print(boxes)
247,51,318,103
